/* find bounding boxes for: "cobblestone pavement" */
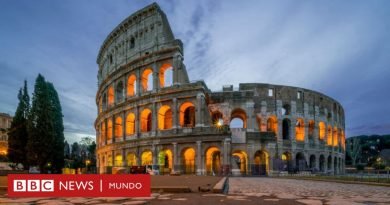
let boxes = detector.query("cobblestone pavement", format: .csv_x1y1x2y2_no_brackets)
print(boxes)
229,177,390,205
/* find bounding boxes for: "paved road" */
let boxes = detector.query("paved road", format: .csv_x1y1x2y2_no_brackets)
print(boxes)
229,177,390,205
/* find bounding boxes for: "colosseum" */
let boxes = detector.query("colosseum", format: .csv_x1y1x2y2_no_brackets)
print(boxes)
95,3,346,176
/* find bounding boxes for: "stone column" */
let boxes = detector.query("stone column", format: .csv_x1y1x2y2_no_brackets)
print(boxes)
122,112,126,141
111,150,115,167
172,142,178,172
104,119,108,145
152,144,157,167
152,102,157,136
153,63,158,92
172,53,181,85
172,98,178,129
136,68,141,96
246,102,255,131
196,94,203,127
247,144,254,176
122,148,127,167
135,106,140,138
196,141,202,175
111,116,115,143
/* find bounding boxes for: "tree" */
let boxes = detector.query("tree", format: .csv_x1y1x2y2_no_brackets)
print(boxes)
64,141,70,159
26,74,65,173
8,80,30,169
347,137,362,166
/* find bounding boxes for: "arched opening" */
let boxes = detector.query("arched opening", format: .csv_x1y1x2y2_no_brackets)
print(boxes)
141,150,152,165
230,108,247,128
107,155,113,167
158,149,172,174
267,116,278,135
319,155,325,172
115,81,124,103
127,153,137,166
102,94,107,110
141,109,152,132
296,152,307,171
107,119,113,141
282,119,291,140
295,118,305,141
309,155,316,171
308,120,315,140
206,147,221,175
141,68,153,91
127,74,137,96
158,105,172,130
282,152,293,172
333,127,338,147
232,150,248,175
182,148,195,174
180,102,195,128
101,122,106,143
211,111,223,127
114,117,122,138
319,122,325,141
253,150,268,175
108,86,114,106
99,97,103,113
126,113,135,135
159,63,173,87
334,157,338,174
327,156,332,171
115,153,122,167
257,116,266,131
282,104,291,115
327,126,333,146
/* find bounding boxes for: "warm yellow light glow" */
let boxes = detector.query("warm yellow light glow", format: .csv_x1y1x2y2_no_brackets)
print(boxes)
115,154,122,166
127,74,137,96
295,118,305,141
179,102,195,127
159,63,173,87
101,122,106,142
141,151,152,165
254,150,269,174
206,147,221,175
232,150,248,174
107,155,113,166
141,109,152,132
319,122,325,140
141,68,153,91
267,116,278,134
158,105,172,130
107,119,113,140
282,154,287,161
183,148,195,174
158,149,173,169
127,153,137,166
333,127,338,146
308,120,315,137
126,113,135,135
114,117,122,138
327,126,333,146
108,86,114,105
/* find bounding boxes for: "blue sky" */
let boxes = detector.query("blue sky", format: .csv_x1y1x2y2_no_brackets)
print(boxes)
0,0,389,143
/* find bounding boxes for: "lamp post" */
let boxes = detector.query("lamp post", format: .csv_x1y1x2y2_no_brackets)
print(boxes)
85,159,91,173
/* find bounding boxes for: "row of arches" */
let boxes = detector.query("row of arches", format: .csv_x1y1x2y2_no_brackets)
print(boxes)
100,64,173,112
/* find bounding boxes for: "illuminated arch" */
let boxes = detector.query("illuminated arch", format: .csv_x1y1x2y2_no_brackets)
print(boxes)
141,109,152,132
232,150,248,175
127,153,137,166
159,63,173,87
282,151,292,172
296,152,307,171
211,111,223,127
108,86,114,106
115,81,124,103
101,122,106,143
327,125,333,146
267,116,278,134
126,113,135,135
158,105,172,130
127,74,137,96
333,127,338,146
295,118,305,141
115,153,122,166
141,150,152,165
114,116,122,138
107,119,113,140
102,93,107,110
230,108,247,128
254,150,269,175
319,122,325,140
205,146,221,175
141,68,153,91
158,149,173,171
107,155,113,166
179,102,195,127
308,120,315,139
182,148,195,174
282,118,291,140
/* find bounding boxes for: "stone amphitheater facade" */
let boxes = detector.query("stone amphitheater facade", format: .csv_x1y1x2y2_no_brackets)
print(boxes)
95,3,346,176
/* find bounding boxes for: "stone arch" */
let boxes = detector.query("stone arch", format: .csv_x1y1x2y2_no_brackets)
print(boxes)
179,102,195,128
108,86,114,106
205,146,221,175
102,93,107,110
295,152,307,171
333,127,338,146
141,150,153,165
308,120,315,140
158,149,173,174
127,74,137,96
107,154,113,166
327,155,332,172
141,108,152,132
115,81,124,103
309,154,316,170
125,112,135,135
327,125,333,146
230,108,247,128
126,152,137,166
181,147,195,174
141,68,153,91
231,150,248,175
282,151,293,172
253,150,269,175
101,122,106,143
107,119,113,140
114,116,123,138
267,115,278,134
115,153,122,166
319,155,325,172
159,63,173,87
319,122,326,141
158,105,172,130
282,104,291,115
211,111,223,126
282,118,291,140
334,157,338,174
295,118,305,141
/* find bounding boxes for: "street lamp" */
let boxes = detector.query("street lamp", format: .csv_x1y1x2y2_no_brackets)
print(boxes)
85,159,91,173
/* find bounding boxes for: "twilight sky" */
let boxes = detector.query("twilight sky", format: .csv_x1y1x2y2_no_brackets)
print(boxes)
0,0,389,143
